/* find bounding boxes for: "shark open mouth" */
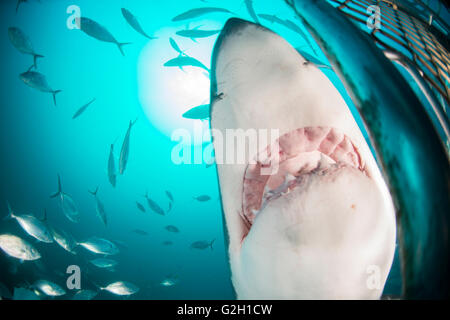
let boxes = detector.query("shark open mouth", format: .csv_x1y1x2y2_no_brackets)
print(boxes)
242,126,367,236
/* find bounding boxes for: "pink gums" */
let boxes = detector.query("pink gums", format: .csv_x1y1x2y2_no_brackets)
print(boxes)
241,127,366,229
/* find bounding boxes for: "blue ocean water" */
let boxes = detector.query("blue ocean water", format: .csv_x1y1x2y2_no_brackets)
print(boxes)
0,0,414,299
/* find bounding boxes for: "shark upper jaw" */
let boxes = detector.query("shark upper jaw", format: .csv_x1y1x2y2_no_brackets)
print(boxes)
211,18,396,299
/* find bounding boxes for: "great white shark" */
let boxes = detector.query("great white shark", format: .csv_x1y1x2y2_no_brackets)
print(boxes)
210,18,396,299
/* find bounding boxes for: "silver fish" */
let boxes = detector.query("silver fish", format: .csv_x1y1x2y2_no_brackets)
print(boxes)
89,258,117,269
182,104,210,120
136,202,146,212
165,225,179,233
144,192,165,216
77,17,131,56
5,203,53,243
132,229,148,236
119,119,137,175
166,190,174,213
172,7,233,22
176,28,220,42
72,98,96,119
33,280,66,297
257,14,284,24
165,190,174,202
121,8,157,40
101,281,139,296
258,15,317,55
160,275,178,287
193,195,211,202
8,27,44,69
244,0,260,24
19,71,61,106
190,239,215,250
50,174,80,223
49,226,77,254
108,142,117,187
162,240,173,246
72,289,98,300
164,56,209,72
0,234,41,261
78,237,119,255
88,187,108,226
169,37,186,56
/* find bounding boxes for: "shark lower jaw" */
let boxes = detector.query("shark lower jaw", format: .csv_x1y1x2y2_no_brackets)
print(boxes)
230,127,392,299
240,126,366,239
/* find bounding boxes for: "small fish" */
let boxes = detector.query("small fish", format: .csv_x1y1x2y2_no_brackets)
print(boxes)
160,276,178,287
172,7,233,22
119,119,137,175
72,289,98,300
33,280,66,297
136,202,146,213
77,17,131,56
89,258,118,269
108,142,117,187
165,225,180,233
165,190,174,202
121,8,157,40
132,229,148,236
193,195,211,202
162,240,173,246
279,19,317,55
100,281,139,296
164,56,210,72
0,234,41,261
8,27,44,70
144,192,165,216
258,15,317,54
190,239,215,250
48,226,77,254
19,71,61,106
88,187,108,226
50,175,80,223
72,98,96,119
169,37,186,56
244,0,260,24
166,190,174,213
182,104,210,120
5,202,53,243
176,28,221,42
257,14,284,24
78,237,119,255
